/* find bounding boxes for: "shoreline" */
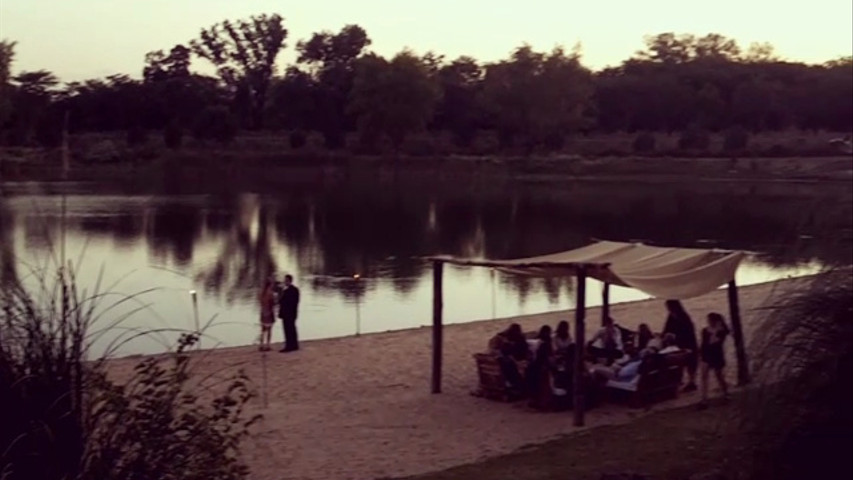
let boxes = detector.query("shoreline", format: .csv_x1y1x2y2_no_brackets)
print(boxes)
107,276,810,480
116,274,812,361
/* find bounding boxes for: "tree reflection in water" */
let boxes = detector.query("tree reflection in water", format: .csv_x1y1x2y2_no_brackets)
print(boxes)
0,197,18,288
2,179,850,309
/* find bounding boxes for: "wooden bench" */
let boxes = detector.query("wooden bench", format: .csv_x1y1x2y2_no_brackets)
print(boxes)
604,351,691,408
472,353,525,402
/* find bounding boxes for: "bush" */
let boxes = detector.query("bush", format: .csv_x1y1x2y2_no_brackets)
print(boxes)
723,127,749,152
192,106,238,144
542,132,566,152
678,126,711,151
289,130,307,149
632,132,657,153
126,125,148,147
322,129,346,150
164,122,184,150
0,265,259,480
727,269,853,480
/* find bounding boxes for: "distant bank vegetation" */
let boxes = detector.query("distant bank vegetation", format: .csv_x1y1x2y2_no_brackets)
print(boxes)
0,16,850,159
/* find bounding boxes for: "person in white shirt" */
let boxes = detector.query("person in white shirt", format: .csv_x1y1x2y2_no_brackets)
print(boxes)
588,316,624,362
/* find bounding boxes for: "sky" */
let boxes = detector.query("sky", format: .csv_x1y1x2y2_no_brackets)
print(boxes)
1,0,852,82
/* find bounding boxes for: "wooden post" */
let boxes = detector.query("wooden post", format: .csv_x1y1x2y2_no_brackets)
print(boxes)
431,261,444,394
601,282,610,327
727,279,750,386
573,266,587,427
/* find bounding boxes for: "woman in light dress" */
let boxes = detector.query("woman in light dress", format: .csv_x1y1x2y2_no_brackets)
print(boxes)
258,276,277,351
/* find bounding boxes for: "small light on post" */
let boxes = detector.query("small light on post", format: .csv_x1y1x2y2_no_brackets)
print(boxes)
190,290,200,349
353,273,361,336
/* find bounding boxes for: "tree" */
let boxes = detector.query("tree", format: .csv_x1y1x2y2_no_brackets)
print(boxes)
296,24,371,147
7,70,60,145
142,44,223,129
434,56,483,146
143,44,191,83
742,42,779,63
481,45,593,151
266,67,317,131
191,14,287,130
635,32,696,64
693,33,741,61
348,50,440,150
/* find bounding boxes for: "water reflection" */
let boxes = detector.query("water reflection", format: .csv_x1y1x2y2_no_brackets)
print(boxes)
2,179,850,355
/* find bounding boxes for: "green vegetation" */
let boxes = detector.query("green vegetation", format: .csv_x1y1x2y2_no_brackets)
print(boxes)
0,20,850,159
0,265,260,480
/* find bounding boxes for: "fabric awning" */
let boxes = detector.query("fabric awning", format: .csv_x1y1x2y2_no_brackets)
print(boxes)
425,240,750,300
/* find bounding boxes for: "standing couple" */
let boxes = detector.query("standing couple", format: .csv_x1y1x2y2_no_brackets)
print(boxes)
258,274,301,352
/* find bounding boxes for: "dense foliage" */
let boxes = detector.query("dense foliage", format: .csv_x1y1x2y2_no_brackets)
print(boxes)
730,268,853,479
0,20,851,153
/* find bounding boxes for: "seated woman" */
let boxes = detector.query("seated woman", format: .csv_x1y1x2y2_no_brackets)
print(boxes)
588,316,624,363
637,323,654,350
552,320,573,364
526,325,555,410
488,323,530,392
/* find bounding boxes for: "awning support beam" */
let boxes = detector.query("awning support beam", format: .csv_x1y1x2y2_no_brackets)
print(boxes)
573,267,587,427
727,279,750,386
431,260,444,394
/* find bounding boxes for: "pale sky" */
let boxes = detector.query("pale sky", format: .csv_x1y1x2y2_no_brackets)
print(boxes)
1,0,851,82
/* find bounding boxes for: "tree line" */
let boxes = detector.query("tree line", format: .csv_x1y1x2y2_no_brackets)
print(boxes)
0,14,851,154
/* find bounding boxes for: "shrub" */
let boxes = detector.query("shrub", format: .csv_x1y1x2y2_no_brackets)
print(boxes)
322,129,346,150
632,132,656,153
192,106,238,144
542,132,566,152
0,264,260,480
678,126,711,151
126,125,148,147
766,144,790,157
727,269,853,480
164,122,184,150
723,127,749,152
289,130,307,149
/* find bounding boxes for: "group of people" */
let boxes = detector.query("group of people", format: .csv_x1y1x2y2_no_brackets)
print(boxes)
486,299,731,410
258,274,301,352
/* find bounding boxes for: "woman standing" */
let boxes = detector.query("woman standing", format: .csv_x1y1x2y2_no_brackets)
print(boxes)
258,277,277,351
663,299,699,391
699,312,730,408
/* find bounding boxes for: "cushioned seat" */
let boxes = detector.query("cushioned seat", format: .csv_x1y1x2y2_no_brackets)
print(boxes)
605,376,640,392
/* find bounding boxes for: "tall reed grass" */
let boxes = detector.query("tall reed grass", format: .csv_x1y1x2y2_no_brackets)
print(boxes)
1,262,260,480
728,268,852,479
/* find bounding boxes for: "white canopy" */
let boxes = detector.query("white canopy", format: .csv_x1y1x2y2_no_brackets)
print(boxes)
426,240,750,299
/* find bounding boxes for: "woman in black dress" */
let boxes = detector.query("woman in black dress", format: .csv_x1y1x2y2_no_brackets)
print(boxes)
663,299,699,391
699,312,730,408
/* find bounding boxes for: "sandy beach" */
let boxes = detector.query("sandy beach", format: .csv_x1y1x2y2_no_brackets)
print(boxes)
108,277,804,480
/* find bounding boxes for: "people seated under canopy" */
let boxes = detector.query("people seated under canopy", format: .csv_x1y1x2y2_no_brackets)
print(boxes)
588,316,625,362
488,323,530,394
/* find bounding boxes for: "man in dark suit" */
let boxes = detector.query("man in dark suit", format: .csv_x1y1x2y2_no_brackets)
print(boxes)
277,274,301,352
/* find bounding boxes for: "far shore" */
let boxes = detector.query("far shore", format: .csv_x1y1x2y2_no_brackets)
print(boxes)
2,151,852,186
107,275,809,480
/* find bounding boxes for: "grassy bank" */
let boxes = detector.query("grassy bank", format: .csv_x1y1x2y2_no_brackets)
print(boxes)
2,149,852,187
388,400,740,480
1,130,851,185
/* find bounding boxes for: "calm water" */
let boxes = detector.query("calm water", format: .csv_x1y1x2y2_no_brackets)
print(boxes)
1,177,850,356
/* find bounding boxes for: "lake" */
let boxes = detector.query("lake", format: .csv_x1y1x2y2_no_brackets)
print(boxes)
1,176,850,356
